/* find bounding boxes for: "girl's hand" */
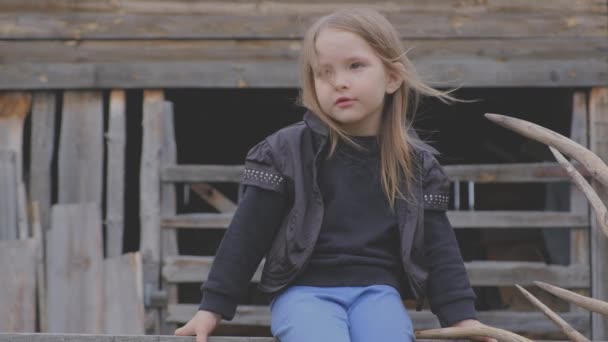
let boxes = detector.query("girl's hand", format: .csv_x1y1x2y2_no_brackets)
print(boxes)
451,319,498,342
174,310,221,342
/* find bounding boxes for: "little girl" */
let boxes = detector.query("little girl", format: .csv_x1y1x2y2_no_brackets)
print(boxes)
176,8,493,342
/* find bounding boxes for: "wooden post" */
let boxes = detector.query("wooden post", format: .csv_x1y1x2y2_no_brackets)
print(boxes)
29,92,56,235
569,91,592,335
105,90,126,257
159,101,179,334
589,87,608,339
140,90,164,334
58,91,103,205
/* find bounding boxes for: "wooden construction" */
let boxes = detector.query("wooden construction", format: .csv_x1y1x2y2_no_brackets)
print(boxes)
0,0,607,340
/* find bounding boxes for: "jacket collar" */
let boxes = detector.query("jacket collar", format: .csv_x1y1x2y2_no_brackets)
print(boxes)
303,110,329,136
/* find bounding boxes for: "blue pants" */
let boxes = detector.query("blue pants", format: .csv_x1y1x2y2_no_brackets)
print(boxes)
270,285,414,342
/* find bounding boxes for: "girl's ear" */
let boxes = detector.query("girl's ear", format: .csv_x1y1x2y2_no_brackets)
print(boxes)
386,62,405,94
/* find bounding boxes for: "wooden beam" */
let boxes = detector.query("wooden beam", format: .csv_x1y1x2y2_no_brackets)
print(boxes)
163,255,589,287
589,87,608,339
166,304,590,334
0,1,605,39
160,211,589,229
1,37,606,89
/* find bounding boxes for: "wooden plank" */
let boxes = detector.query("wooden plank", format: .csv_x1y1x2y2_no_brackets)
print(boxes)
30,202,47,332
444,162,590,182
589,87,608,339
2,0,605,13
0,0,605,39
161,211,589,229
164,255,588,287
0,150,18,240
139,89,164,334
105,90,126,257
568,91,591,321
163,162,591,184
0,239,37,332
570,91,591,266
159,100,179,334
0,92,31,180
57,91,103,205
167,304,590,334
29,92,56,235
447,211,589,228
47,203,103,333
103,252,145,334
1,37,606,89
191,184,237,213
162,165,244,183
17,182,28,239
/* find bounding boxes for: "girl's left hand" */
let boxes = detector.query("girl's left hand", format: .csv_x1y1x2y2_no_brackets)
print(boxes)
451,319,498,342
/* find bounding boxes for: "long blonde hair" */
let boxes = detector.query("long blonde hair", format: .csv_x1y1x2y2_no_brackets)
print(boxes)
298,8,462,207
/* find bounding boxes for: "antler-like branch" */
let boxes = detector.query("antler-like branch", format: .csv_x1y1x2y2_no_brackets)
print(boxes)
416,324,533,342
484,113,608,189
515,284,589,342
535,281,608,316
549,147,608,238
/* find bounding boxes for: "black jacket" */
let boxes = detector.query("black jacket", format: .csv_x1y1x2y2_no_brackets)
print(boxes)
240,111,455,305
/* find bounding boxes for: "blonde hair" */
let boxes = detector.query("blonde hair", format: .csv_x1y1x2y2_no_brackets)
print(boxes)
298,8,463,207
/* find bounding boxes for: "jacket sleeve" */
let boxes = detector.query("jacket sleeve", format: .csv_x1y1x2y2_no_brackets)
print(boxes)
421,151,478,327
421,151,450,211
240,139,288,195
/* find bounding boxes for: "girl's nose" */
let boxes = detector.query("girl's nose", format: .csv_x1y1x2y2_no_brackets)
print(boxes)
332,74,349,89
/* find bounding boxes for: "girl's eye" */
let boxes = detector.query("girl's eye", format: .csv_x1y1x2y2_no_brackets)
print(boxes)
350,62,363,69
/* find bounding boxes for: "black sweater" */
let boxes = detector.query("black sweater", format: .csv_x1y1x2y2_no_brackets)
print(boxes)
200,137,477,327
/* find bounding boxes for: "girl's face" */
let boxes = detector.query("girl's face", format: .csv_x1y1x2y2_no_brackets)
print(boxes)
312,28,402,136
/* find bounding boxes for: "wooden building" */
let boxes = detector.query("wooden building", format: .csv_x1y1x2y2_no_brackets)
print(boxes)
0,0,607,340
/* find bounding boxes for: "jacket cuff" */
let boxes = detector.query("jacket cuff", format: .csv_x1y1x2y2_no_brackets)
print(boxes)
435,298,478,327
199,291,239,321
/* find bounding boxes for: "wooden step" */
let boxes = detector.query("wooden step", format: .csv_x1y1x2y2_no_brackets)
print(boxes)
161,211,589,229
163,256,589,287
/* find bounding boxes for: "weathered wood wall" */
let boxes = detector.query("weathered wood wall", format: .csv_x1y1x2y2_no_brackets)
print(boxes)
0,0,606,88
